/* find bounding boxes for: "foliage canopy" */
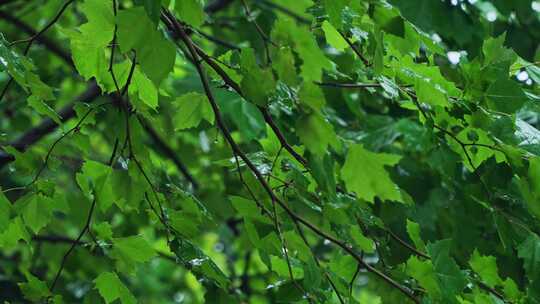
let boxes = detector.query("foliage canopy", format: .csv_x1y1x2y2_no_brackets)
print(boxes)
1,0,540,303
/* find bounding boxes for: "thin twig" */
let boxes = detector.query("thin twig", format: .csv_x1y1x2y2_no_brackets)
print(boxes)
169,14,418,302
0,0,75,102
338,31,370,66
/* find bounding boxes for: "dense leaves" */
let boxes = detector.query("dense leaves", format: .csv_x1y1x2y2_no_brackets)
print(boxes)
0,0,539,303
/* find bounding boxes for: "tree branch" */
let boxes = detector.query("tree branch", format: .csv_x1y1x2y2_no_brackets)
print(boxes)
167,12,418,302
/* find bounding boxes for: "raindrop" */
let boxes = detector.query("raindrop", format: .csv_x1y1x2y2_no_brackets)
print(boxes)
214,242,224,252
486,11,497,22
532,1,540,12
447,51,461,65
188,258,207,267
516,70,529,82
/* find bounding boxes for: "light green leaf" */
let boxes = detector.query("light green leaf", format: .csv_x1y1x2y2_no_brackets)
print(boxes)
116,7,154,53
350,226,375,253
0,217,30,248
0,190,11,231
239,48,276,106
21,194,54,234
76,160,115,211
296,112,338,156
131,67,158,109
406,219,426,252
112,235,156,264
116,6,175,86
299,81,326,111
175,0,205,27
27,95,62,125
174,92,214,130
94,272,136,304
18,273,51,301
323,0,350,29
415,78,448,107
406,256,441,298
341,144,402,203
322,21,348,51
271,17,332,81
169,237,230,289
469,249,502,288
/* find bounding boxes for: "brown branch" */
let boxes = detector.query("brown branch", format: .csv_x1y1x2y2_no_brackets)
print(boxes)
386,229,430,259
33,235,86,245
338,31,370,66
49,198,96,291
168,13,418,302
189,42,308,166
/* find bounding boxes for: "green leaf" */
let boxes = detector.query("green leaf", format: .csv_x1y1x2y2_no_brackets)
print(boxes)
299,81,326,112
217,90,266,141
116,6,176,86
169,237,230,289
469,249,502,288
112,235,156,265
239,48,276,106
323,0,350,29
517,234,540,278
21,194,54,234
296,112,338,156
65,0,114,89
0,33,26,81
175,0,205,27
271,17,332,81
116,7,154,53
94,272,136,304
0,217,30,248
0,190,11,231
230,195,270,224
485,78,528,113
137,32,176,87
130,68,158,109
94,222,113,240
415,78,448,107
427,240,467,301
350,226,375,253
18,273,51,301
174,92,214,130
406,256,441,298
27,95,62,125
76,160,115,211
517,157,540,219
341,144,402,203
322,21,348,51
406,219,426,252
